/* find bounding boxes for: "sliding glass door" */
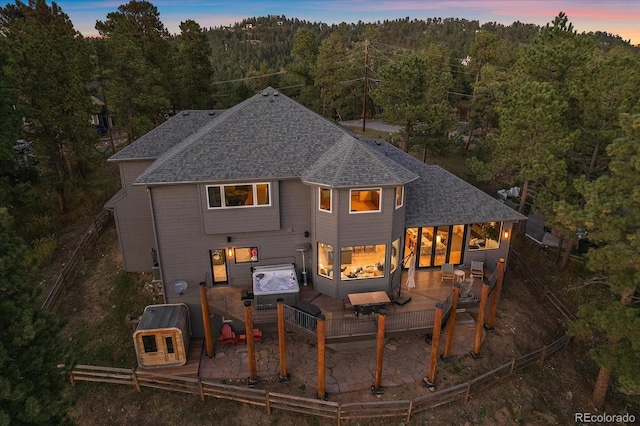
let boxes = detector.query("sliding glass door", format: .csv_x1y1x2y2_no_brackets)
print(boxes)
404,225,467,268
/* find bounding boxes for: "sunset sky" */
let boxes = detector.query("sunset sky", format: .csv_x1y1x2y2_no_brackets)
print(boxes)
15,1,640,45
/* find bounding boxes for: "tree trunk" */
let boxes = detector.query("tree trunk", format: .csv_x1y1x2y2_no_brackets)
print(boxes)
587,140,600,180
518,179,529,214
560,237,576,270
465,127,474,151
621,287,635,306
592,366,611,411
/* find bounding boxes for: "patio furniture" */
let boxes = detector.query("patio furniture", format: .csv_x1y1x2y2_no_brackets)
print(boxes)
342,298,355,316
460,277,474,298
348,291,391,317
357,305,374,317
470,261,484,279
220,323,237,345
441,263,454,282
238,328,263,344
454,269,465,282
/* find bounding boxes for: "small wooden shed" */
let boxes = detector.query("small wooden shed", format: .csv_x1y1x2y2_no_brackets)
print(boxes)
133,303,191,368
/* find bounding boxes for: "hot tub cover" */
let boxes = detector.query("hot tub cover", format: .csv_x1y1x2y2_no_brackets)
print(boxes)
252,264,300,295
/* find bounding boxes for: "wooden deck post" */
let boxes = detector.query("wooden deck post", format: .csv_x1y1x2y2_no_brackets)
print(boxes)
276,299,289,381
471,282,490,359
484,258,505,330
424,303,444,390
244,300,259,387
372,309,387,395
442,284,460,361
199,282,215,358
317,314,327,400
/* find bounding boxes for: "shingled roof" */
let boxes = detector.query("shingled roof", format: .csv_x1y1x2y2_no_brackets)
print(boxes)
109,88,524,227
109,110,221,161
361,140,526,226
130,88,417,187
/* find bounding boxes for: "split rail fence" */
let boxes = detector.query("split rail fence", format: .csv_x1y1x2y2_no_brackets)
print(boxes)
70,334,569,424
41,209,111,311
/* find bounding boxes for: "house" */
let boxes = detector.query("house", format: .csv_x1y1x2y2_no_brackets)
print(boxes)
106,88,525,337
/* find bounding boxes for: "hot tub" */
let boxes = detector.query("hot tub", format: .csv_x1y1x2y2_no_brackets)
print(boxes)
252,264,300,308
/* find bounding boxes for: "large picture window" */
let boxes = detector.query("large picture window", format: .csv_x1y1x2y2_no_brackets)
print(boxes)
207,183,270,209
340,245,386,280
469,222,502,251
317,243,334,279
319,188,332,212
350,188,381,213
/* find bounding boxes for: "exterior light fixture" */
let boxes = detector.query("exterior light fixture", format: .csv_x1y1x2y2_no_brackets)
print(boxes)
503,230,510,240
227,247,234,257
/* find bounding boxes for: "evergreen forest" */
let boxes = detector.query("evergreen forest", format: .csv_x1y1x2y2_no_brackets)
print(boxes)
0,0,639,423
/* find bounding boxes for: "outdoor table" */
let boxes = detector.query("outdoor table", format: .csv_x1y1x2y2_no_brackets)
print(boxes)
454,269,465,282
348,291,390,316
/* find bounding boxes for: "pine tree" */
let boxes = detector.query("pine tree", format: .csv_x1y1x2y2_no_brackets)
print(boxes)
571,113,640,409
175,20,214,109
0,208,70,424
0,0,98,212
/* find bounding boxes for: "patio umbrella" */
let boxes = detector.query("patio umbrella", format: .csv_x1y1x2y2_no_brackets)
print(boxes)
405,252,416,291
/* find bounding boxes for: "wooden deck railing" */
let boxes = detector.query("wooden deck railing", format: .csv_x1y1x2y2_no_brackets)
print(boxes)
69,334,571,424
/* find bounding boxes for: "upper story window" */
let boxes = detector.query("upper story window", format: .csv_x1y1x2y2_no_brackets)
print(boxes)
350,188,381,213
395,186,404,209
207,183,271,209
319,187,332,212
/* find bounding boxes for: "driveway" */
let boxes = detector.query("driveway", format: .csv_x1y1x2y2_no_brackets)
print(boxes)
340,119,402,133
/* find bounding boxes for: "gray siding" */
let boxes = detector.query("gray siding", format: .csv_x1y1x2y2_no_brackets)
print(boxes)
113,160,156,272
310,187,339,297
151,180,311,337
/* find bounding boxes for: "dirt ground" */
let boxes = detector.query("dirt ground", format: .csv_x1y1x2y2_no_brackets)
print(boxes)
62,226,634,425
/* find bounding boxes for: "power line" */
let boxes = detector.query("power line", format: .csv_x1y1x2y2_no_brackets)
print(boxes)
211,70,286,85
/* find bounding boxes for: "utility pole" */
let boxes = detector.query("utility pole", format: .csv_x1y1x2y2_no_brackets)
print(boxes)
362,39,369,132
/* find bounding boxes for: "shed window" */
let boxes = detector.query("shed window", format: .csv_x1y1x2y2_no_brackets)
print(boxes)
165,336,175,354
142,335,157,353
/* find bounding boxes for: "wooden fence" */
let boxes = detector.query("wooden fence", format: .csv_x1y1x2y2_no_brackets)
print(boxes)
41,209,111,311
69,334,570,424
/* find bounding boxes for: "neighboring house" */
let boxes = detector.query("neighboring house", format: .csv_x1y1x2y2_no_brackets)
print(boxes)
106,88,525,336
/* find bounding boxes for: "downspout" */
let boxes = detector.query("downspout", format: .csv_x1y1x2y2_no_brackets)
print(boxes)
147,186,167,304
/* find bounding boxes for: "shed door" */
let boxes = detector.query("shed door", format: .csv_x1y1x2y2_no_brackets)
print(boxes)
163,334,177,362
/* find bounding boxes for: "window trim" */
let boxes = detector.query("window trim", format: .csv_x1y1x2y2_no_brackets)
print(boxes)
395,186,404,209
349,188,382,214
318,187,332,213
206,183,271,209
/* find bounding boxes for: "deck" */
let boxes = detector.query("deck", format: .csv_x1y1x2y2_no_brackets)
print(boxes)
207,267,486,328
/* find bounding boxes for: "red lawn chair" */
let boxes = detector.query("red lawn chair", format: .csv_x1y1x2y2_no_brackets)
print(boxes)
220,323,237,345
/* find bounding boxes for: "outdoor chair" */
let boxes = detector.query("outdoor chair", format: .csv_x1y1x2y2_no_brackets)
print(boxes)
470,261,484,279
342,298,355,316
220,323,237,345
441,263,454,282
357,305,374,317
